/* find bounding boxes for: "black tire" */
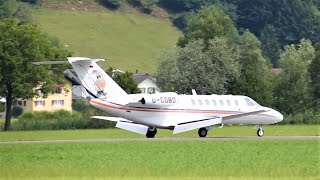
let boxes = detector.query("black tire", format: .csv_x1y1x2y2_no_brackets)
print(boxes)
257,128,264,137
198,128,208,138
146,128,157,138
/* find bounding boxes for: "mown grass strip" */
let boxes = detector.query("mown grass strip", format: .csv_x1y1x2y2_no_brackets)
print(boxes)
0,140,319,179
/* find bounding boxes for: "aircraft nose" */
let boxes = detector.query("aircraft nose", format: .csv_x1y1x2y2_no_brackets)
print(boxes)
272,109,283,123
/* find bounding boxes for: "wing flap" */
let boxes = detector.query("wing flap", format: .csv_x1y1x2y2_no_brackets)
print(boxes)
173,117,222,134
116,121,149,135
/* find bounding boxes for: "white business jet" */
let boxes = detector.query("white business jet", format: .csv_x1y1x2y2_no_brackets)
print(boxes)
68,57,283,138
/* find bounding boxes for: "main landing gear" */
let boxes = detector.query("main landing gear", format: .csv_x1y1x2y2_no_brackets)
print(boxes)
198,128,208,138
257,126,264,137
146,127,157,138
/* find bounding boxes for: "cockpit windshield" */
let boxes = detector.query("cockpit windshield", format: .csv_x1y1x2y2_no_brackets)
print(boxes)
245,97,260,106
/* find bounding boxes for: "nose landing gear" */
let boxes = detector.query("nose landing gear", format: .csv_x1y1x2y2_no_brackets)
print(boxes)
257,127,264,137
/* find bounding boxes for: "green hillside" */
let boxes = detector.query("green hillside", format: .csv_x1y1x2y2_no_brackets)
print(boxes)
33,8,181,73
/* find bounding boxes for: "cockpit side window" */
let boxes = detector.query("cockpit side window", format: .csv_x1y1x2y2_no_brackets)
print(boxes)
245,98,254,106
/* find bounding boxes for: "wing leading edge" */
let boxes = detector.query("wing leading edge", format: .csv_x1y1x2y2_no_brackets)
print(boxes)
173,110,268,134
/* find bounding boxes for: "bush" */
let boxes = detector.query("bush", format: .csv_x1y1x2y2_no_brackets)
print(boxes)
0,103,5,112
18,0,42,5
72,99,90,112
127,0,158,14
170,12,195,32
12,110,115,130
281,109,320,125
99,0,123,9
12,106,23,118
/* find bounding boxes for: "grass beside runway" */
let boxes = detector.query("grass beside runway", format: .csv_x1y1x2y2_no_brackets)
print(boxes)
0,125,319,142
0,140,319,179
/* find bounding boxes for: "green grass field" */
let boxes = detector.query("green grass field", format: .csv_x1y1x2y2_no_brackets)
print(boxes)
0,126,319,179
0,140,319,179
0,125,319,142
32,8,181,73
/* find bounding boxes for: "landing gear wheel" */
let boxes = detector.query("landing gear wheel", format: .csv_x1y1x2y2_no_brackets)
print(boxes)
146,128,157,138
257,128,264,137
198,128,208,138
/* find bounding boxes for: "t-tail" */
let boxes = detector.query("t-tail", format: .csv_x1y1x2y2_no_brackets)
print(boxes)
68,57,128,103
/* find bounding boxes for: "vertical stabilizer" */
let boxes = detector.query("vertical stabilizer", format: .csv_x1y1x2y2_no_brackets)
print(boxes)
68,57,127,101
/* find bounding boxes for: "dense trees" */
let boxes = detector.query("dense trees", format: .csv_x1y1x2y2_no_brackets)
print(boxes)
157,4,320,123
0,0,16,19
309,42,320,105
0,19,69,130
273,39,315,114
177,6,237,47
158,0,320,67
157,38,239,94
228,31,273,106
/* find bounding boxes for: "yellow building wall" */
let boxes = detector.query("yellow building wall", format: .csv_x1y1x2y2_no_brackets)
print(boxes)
23,81,72,112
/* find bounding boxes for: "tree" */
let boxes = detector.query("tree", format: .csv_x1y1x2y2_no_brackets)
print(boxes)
309,42,320,104
273,39,315,114
157,38,239,94
178,5,238,47
106,68,141,94
228,31,273,106
231,0,320,47
0,19,69,131
260,24,281,67
156,47,180,92
0,0,16,20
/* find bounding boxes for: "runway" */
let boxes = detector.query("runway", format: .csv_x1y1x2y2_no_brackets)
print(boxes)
0,136,319,144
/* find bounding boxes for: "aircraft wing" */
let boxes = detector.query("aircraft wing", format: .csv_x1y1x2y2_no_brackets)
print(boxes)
91,116,132,122
222,110,268,121
173,117,222,134
173,110,268,134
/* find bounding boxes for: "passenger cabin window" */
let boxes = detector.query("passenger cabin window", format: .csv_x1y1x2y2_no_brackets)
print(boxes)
191,99,195,105
205,100,210,106
219,100,224,106
212,100,217,106
245,98,254,106
234,100,239,106
198,99,203,106
226,100,231,106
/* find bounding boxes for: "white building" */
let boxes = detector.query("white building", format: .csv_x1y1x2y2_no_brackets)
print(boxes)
132,74,159,94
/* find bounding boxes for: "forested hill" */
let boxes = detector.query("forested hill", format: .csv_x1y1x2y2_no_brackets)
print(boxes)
158,0,320,67
1,0,320,123
1,0,319,70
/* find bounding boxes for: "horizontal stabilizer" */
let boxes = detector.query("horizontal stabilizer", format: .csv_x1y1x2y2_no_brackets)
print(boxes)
173,118,222,134
91,116,132,122
116,121,149,135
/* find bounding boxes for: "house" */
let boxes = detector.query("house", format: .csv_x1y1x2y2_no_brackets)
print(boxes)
64,69,89,99
14,81,73,112
132,73,159,94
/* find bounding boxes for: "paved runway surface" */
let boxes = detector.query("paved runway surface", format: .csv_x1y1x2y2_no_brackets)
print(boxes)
1,136,319,144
